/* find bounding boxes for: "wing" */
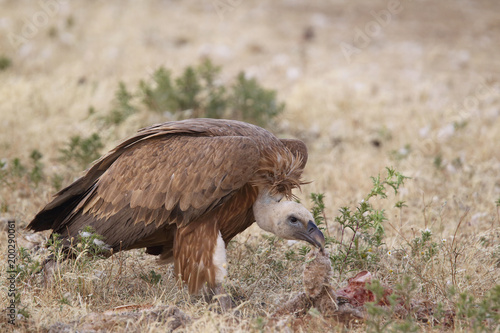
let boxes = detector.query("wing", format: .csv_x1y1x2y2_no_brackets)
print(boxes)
85,135,260,226
27,119,271,233
27,119,225,232
34,135,260,250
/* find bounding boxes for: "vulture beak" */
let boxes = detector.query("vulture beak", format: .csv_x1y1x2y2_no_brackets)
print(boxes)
295,220,325,251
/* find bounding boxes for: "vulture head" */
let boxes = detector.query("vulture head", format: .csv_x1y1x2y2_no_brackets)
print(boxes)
253,189,325,250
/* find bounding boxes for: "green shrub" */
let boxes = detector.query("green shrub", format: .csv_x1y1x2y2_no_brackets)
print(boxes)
139,67,177,113
106,58,284,127
196,59,227,118
229,72,284,125
59,133,104,169
11,158,26,178
51,173,64,191
309,169,499,330
450,285,500,332
175,66,202,111
365,277,420,333
0,150,45,187
105,82,137,125
317,167,409,279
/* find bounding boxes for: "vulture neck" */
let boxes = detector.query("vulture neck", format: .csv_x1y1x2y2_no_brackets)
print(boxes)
253,188,284,234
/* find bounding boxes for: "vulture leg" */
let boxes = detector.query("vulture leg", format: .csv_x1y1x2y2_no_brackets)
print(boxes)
202,231,234,311
173,219,231,305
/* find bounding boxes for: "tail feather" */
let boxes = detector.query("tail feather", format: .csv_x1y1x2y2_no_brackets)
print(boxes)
26,136,125,232
27,176,96,232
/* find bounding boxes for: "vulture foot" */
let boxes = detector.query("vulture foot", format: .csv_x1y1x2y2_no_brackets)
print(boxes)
204,283,234,312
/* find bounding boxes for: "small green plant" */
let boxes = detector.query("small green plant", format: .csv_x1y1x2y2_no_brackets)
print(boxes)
364,279,396,333
105,82,137,125
73,226,110,259
175,66,202,111
16,247,42,282
310,193,325,227
29,149,44,187
284,248,296,261
329,167,410,279
365,277,420,333
140,270,162,285
140,59,227,117
394,200,407,209
47,232,65,262
51,173,64,191
196,59,227,118
0,150,45,187
59,295,71,306
0,55,12,70
11,158,26,178
409,228,439,261
433,154,444,170
257,234,289,277
298,245,311,259
309,193,333,243
253,316,266,331
450,285,500,332
0,159,7,183
47,227,108,272
59,133,104,169
13,292,30,319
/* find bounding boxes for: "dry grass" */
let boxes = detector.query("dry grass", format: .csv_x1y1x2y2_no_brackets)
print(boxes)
1,0,499,331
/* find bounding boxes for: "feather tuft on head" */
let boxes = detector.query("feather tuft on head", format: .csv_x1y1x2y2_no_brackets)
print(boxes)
251,148,309,199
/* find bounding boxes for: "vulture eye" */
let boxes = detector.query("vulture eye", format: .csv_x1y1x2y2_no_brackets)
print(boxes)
289,216,299,224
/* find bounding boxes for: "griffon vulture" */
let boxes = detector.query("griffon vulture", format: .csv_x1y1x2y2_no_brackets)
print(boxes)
28,118,325,297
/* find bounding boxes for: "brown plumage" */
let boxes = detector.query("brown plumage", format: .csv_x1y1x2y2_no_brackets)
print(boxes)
28,118,324,295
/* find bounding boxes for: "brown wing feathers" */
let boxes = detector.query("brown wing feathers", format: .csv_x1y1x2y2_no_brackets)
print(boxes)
90,135,260,227
29,128,261,250
27,119,214,232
